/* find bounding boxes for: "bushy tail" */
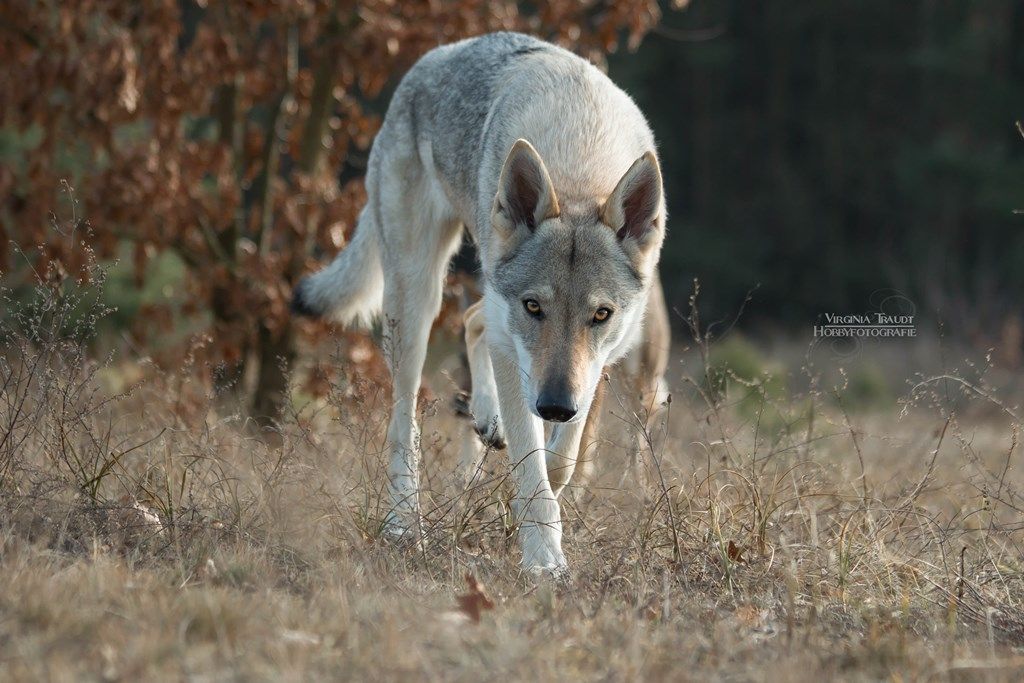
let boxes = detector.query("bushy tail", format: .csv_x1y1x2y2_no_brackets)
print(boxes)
291,209,384,327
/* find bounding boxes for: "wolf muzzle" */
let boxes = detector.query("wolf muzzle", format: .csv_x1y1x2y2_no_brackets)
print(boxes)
536,384,578,423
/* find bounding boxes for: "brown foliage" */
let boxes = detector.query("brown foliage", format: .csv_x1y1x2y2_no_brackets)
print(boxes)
0,0,659,417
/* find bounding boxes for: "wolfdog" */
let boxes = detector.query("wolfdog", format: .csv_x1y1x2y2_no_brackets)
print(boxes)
293,32,666,575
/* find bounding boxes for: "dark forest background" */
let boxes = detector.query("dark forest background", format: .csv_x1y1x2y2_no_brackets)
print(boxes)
612,0,1024,336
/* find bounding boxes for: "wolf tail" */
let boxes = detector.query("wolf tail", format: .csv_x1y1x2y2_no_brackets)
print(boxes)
291,207,384,327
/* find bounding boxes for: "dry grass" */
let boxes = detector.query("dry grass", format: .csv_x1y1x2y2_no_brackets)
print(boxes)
5,262,1024,681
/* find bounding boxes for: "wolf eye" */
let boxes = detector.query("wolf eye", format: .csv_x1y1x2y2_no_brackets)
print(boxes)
523,299,544,318
592,307,613,324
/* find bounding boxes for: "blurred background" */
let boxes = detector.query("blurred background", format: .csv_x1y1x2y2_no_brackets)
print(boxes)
2,0,1023,419
612,1,1024,337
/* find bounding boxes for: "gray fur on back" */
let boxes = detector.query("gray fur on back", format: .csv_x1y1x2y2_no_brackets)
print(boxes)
390,32,657,268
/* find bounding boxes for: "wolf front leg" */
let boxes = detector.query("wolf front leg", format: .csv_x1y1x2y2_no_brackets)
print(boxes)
545,419,587,498
491,350,567,575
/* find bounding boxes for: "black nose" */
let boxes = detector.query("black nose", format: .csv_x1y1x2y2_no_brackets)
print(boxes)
536,395,578,423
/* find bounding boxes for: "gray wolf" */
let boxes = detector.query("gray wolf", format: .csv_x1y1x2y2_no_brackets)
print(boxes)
293,32,666,576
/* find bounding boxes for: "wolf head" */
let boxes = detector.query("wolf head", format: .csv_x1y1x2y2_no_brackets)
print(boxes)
488,139,665,423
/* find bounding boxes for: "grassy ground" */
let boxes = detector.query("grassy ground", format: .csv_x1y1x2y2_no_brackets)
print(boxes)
4,276,1024,681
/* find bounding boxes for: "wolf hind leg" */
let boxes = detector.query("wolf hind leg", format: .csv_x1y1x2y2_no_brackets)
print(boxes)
568,373,607,493
463,299,506,449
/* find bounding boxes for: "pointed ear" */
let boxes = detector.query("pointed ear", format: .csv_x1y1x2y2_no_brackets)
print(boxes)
493,139,560,235
602,152,663,245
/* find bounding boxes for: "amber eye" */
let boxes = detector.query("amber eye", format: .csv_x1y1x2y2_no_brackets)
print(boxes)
593,307,613,324
523,299,543,318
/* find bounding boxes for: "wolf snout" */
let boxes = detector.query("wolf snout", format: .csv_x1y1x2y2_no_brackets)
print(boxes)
536,388,578,423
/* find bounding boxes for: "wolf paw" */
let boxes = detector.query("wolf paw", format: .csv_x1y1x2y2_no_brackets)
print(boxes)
520,523,567,579
470,392,505,450
381,512,426,550
524,560,570,584
473,420,506,450
451,390,472,419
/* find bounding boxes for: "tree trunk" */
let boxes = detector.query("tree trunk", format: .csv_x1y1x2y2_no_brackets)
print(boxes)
210,280,249,399
210,74,248,399
249,15,343,426
250,321,295,428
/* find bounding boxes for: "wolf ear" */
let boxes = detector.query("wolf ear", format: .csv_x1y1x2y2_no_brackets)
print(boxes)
493,139,560,235
602,152,663,245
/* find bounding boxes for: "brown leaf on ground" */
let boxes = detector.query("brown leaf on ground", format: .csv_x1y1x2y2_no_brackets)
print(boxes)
727,540,747,565
456,572,495,624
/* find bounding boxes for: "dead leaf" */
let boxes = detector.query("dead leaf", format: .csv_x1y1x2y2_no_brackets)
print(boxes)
279,629,321,646
194,557,219,582
727,540,747,565
455,572,495,624
122,500,164,536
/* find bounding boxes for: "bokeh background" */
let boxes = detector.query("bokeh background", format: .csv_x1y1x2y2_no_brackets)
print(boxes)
2,0,1023,418
612,1,1024,335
